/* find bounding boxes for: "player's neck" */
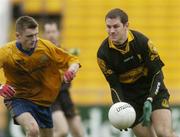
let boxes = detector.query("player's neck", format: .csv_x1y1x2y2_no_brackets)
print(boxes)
114,39,128,50
113,31,128,45
16,42,35,56
113,39,127,45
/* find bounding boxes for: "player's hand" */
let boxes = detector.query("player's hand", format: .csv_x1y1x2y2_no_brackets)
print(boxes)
140,99,152,126
0,84,16,99
63,70,75,83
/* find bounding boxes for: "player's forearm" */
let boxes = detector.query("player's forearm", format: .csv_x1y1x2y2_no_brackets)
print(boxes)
111,87,124,102
148,70,163,101
63,63,80,83
68,63,80,73
107,75,124,102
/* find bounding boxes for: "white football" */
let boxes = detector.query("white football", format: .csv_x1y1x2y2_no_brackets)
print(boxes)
108,102,136,129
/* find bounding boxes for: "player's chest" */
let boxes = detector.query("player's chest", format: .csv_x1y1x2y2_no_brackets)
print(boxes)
108,48,143,73
11,51,51,73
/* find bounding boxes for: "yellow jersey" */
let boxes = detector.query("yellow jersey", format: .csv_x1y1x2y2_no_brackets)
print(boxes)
0,38,80,106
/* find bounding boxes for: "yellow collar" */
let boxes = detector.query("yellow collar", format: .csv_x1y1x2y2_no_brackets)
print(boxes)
108,30,134,54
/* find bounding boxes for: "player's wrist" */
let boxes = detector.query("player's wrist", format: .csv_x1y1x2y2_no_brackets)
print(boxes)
68,63,80,73
0,84,4,90
146,97,153,103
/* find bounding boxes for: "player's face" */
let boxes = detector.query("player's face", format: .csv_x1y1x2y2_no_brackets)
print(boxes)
43,23,59,45
16,27,39,50
106,17,128,45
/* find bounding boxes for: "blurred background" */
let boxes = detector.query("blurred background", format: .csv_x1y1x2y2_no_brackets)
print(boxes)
0,0,180,136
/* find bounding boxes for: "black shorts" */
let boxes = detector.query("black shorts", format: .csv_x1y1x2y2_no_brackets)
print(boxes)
51,84,78,118
111,88,170,127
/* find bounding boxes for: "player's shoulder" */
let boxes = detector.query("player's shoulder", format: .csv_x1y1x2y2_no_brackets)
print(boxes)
100,37,109,48
130,29,150,52
38,38,54,47
0,41,16,51
37,38,59,50
97,37,109,56
0,41,16,60
38,38,67,55
130,29,149,42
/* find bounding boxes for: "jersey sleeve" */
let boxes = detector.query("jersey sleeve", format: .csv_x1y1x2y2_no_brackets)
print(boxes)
97,49,124,102
139,38,165,99
48,43,80,71
141,39,164,75
0,46,8,68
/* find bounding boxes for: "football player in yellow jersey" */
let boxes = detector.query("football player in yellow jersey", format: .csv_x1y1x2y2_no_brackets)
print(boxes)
97,8,177,137
0,16,80,137
43,21,84,137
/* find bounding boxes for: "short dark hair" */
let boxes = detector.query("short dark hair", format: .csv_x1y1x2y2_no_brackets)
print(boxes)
105,8,128,24
16,16,38,33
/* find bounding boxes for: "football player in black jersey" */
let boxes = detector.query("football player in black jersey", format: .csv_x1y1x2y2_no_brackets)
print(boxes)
97,8,177,137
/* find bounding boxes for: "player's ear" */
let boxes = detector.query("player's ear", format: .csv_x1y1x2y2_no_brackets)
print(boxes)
16,32,21,39
124,22,129,28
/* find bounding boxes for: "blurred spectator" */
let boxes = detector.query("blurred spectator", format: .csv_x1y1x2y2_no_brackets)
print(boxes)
43,21,84,137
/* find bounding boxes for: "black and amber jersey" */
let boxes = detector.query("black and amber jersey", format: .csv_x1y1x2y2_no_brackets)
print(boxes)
0,38,80,106
97,30,165,100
